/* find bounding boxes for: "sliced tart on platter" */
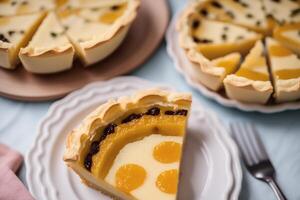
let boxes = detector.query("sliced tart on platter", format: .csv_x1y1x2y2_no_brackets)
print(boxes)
19,12,75,74
187,49,241,91
57,0,140,66
0,12,45,69
224,40,273,104
64,89,191,200
266,37,300,103
273,23,300,55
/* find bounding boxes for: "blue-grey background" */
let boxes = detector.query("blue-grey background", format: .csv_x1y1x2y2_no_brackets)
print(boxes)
0,1,299,200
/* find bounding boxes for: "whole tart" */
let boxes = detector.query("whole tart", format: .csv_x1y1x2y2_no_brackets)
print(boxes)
57,0,140,66
187,49,241,91
64,89,192,200
0,12,45,69
19,12,75,74
273,23,300,55
224,40,273,104
266,37,300,103
0,0,55,16
177,8,262,59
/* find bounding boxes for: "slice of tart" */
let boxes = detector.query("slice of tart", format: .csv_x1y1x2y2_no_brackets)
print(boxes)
266,37,300,103
0,0,55,16
19,12,75,74
0,12,45,69
195,0,271,35
273,23,300,55
178,12,262,60
187,49,241,91
224,40,273,104
262,0,300,26
64,89,191,200
57,0,140,66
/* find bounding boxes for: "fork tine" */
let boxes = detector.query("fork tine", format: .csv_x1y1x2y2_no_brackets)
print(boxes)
237,123,260,164
248,124,268,160
242,123,261,164
230,123,254,165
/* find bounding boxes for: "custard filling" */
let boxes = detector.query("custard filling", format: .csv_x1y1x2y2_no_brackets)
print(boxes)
81,106,188,178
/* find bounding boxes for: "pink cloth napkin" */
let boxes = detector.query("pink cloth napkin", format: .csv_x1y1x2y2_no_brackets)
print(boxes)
0,144,34,200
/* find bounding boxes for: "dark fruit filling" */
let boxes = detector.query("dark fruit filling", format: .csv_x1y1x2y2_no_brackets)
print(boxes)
84,107,188,171
111,5,120,10
211,1,222,9
192,20,200,29
0,34,9,43
192,36,213,43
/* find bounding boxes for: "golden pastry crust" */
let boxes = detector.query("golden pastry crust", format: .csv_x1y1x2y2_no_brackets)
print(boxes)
64,89,192,162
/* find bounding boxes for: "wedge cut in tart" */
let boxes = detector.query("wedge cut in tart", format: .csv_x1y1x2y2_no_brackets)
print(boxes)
224,40,273,104
273,23,300,55
0,12,45,69
187,49,241,91
262,0,300,27
19,12,75,74
64,89,192,200
0,0,55,16
178,11,262,60
266,37,300,103
194,0,271,35
57,0,140,66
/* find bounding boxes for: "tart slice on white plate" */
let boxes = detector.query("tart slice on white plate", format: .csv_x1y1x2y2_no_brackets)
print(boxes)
0,12,45,69
178,11,262,59
273,23,300,55
224,40,273,104
187,49,241,91
64,89,191,200
19,12,75,74
266,37,300,103
57,0,140,66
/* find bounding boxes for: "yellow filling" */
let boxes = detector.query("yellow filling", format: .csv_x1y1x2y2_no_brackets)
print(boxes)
156,169,179,194
57,8,80,19
212,53,241,74
16,4,30,15
56,0,69,7
0,17,10,26
275,69,300,80
269,45,293,57
153,141,181,164
91,115,186,178
236,68,269,81
99,3,127,24
115,164,146,193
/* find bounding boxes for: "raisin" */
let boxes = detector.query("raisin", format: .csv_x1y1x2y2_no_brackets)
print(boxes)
175,109,188,116
199,9,208,16
0,34,9,43
165,110,175,115
50,32,57,38
8,30,15,36
90,141,100,155
221,34,227,41
290,8,300,17
103,123,117,135
192,20,200,29
211,1,222,9
122,113,142,123
111,5,120,10
246,13,253,18
84,153,93,171
145,107,160,116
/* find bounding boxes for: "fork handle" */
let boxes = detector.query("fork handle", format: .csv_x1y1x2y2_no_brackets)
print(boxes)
266,177,287,200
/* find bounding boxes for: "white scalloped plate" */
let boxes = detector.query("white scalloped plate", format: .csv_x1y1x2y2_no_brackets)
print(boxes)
166,12,300,113
25,76,242,200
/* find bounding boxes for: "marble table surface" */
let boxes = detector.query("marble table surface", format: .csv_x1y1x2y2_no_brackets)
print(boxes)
0,1,299,200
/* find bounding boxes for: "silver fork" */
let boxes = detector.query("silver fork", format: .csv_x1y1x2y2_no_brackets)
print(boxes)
230,123,287,200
